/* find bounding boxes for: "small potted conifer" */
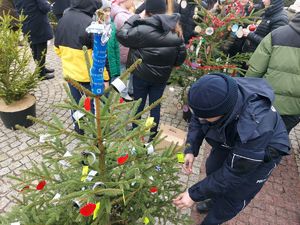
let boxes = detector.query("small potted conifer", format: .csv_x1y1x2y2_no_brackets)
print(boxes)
0,14,40,129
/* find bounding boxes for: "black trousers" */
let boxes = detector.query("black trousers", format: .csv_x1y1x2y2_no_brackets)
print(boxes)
201,148,281,225
281,115,300,134
68,82,94,135
30,42,47,76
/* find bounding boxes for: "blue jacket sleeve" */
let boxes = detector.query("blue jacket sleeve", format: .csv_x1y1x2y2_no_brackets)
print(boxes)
36,0,51,14
184,114,205,156
188,133,270,202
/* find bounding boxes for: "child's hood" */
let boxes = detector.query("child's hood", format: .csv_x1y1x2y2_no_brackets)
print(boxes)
70,0,101,16
111,4,131,20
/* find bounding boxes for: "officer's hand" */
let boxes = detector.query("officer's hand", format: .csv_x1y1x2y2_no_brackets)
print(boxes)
182,153,194,174
172,192,195,210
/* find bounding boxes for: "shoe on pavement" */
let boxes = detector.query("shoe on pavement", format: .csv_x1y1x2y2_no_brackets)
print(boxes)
196,200,212,214
39,73,55,80
45,68,55,73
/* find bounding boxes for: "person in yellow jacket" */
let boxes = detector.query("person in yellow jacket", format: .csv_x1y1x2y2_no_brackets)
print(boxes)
54,0,109,134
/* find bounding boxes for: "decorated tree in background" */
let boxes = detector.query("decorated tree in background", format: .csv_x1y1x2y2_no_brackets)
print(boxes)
171,0,260,109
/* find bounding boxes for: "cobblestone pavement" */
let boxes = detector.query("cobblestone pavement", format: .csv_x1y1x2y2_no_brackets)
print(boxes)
1,41,300,225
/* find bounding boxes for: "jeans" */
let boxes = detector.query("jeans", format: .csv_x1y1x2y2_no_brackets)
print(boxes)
30,42,47,76
68,82,94,134
281,115,300,134
132,75,166,138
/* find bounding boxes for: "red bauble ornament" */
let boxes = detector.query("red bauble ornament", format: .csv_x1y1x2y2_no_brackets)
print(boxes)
84,97,91,111
248,24,256,31
149,186,158,193
117,154,129,165
36,180,46,190
119,98,124,103
79,203,96,217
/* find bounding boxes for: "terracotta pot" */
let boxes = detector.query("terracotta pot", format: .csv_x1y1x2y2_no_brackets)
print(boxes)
0,94,36,129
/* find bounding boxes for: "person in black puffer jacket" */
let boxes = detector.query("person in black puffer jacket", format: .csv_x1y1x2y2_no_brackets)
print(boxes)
135,0,211,43
117,0,186,140
242,0,288,53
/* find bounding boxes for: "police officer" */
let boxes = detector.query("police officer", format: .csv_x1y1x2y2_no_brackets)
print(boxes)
173,73,290,225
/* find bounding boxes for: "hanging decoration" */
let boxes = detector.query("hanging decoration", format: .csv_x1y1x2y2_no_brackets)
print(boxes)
177,152,185,163
149,186,158,193
79,203,97,217
117,154,129,165
36,180,46,190
86,9,112,95
84,97,91,111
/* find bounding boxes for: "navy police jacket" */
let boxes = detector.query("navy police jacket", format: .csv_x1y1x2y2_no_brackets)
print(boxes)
185,77,290,202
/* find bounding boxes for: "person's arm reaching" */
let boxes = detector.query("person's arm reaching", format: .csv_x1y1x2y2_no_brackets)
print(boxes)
188,133,271,202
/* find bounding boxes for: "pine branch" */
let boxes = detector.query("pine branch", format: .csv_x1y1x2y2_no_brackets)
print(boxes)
82,46,92,81
105,97,164,139
26,115,96,141
64,78,96,98
103,59,142,95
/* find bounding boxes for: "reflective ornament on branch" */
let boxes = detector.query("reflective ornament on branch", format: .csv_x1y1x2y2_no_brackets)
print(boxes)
205,27,214,36
181,0,187,9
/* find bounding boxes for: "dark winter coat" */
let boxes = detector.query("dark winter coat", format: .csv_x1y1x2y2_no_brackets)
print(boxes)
185,77,290,201
246,13,300,115
117,14,187,84
174,0,197,43
54,0,102,82
242,0,288,52
13,0,53,44
0,0,18,29
135,0,206,43
52,0,70,19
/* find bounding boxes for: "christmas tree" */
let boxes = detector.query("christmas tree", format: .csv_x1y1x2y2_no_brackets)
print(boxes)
0,58,191,225
171,0,259,107
0,13,191,223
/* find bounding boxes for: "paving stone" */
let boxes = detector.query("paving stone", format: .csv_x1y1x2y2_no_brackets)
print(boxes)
0,158,13,168
25,162,33,170
9,141,22,148
0,141,8,149
0,197,9,210
0,167,10,176
0,153,9,162
26,139,38,146
28,151,40,160
0,180,10,195
8,161,22,171
20,156,30,165
7,148,21,157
